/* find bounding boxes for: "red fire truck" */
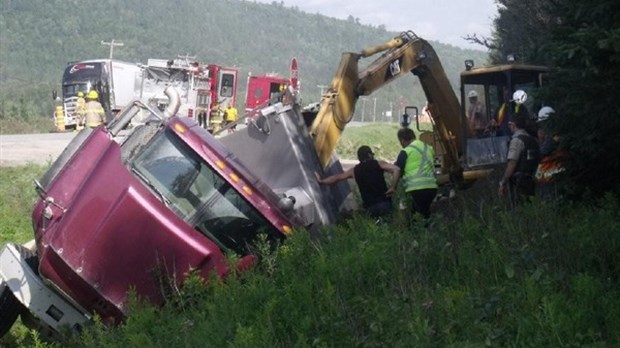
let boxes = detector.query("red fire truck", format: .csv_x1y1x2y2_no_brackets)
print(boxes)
244,58,299,119
139,58,238,132
244,73,289,113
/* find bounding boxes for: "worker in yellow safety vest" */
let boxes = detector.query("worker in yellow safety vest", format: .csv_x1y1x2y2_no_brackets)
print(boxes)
84,90,105,128
393,127,438,220
76,91,86,129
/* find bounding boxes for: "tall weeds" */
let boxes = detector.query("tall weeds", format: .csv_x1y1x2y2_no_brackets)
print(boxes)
57,194,620,347
2,166,618,347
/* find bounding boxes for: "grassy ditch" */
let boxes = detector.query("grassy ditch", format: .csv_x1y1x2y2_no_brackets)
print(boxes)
1,127,619,347
0,165,45,246
0,165,47,348
55,194,618,347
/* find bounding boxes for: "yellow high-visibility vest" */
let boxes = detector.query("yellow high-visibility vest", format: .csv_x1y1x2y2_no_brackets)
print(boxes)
402,140,437,192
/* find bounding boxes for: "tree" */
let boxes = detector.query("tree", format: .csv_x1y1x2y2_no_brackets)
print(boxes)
542,1,620,197
484,0,620,197
466,0,561,65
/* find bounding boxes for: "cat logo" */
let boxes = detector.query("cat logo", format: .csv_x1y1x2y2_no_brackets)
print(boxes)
384,57,403,82
389,59,401,76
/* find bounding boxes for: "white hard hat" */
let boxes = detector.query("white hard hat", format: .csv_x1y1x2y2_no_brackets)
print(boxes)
511,90,527,104
467,90,478,98
537,106,555,122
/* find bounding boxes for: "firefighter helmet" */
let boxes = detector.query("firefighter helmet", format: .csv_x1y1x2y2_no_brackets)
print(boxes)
77,91,84,97
467,90,478,98
538,106,555,122
511,90,527,104
87,90,99,100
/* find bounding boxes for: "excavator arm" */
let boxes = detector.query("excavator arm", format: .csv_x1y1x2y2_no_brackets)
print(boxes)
309,31,469,181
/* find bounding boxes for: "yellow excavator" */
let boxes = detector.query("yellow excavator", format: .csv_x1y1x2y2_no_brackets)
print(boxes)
220,31,550,225
309,31,467,184
308,30,549,186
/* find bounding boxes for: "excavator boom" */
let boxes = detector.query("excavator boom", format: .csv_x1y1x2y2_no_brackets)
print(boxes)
308,52,361,169
309,31,467,180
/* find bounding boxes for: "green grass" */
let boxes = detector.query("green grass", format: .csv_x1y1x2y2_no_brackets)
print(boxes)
2,126,619,347
0,165,46,246
0,165,48,348
335,122,433,161
52,195,619,347
335,122,402,161
0,117,56,135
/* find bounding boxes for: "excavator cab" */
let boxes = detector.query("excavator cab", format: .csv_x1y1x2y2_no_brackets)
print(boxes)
459,63,550,168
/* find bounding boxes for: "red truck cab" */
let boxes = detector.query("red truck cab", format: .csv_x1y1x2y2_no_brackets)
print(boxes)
28,91,298,328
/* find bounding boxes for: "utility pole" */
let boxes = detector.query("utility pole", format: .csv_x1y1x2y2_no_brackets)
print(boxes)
373,98,377,122
101,39,124,59
360,97,367,122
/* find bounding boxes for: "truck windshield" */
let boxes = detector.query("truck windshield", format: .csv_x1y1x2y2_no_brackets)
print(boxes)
62,62,102,96
132,129,282,255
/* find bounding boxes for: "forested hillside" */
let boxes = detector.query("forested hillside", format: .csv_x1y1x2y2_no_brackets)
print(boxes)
0,0,488,123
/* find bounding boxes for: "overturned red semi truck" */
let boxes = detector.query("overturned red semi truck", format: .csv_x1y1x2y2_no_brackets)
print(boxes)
0,86,351,338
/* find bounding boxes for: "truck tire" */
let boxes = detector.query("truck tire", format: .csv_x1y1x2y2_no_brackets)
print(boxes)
0,244,39,338
39,127,93,189
0,282,21,337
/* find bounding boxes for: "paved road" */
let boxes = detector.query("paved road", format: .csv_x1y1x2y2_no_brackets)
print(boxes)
0,132,75,167
0,129,359,168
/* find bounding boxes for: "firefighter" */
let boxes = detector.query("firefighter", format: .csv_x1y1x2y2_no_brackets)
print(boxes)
535,106,565,201
492,88,534,137
84,90,106,128
224,104,238,133
76,91,86,129
197,109,208,129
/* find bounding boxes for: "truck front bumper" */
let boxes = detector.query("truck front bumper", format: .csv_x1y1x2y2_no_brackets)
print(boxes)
0,243,90,334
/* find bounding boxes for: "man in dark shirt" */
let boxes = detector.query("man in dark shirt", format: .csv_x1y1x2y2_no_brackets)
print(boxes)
499,112,541,206
317,146,400,218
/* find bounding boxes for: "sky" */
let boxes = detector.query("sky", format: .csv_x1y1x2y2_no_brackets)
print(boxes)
254,0,498,50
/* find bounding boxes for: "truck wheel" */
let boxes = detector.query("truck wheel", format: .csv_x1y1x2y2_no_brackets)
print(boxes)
0,282,22,337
